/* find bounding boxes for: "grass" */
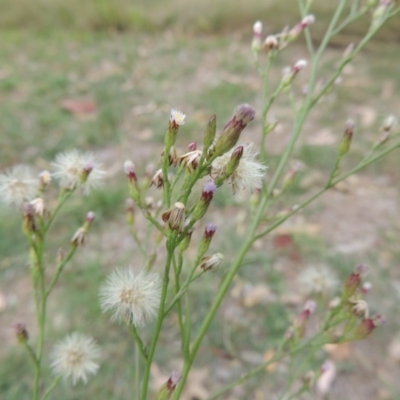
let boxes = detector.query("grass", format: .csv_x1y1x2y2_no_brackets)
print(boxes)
1,8,400,399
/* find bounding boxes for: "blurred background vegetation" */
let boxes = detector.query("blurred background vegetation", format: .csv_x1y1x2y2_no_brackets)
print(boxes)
1,0,400,399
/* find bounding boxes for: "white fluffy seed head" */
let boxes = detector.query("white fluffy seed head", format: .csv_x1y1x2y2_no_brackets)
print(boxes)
0,165,38,207
51,149,105,193
50,332,101,385
99,267,161,327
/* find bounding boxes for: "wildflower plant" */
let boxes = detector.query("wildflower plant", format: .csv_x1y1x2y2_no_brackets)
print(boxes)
3,0,400,399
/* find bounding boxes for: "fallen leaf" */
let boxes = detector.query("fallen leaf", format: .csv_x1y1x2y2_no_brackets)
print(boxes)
61,98,97,116
323,342,352,361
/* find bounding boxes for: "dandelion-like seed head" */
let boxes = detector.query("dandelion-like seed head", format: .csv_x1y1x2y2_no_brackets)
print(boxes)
99,268,161,327
298,265,339,296
51,149,105,194
50,332,101,385
170,109,186,126
0,165,38,207
211,143,266,193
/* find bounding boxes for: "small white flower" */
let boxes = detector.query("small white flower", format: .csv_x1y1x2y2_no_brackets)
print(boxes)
170,109,186,126
298,265,339,296
0,165,38,207
99,267,161,327
211,143,266,193
51,149,105,194
253,21,263,35
50,332,101,385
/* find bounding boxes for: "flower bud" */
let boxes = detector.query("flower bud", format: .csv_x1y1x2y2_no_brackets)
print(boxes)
214,146,243,187
186,142,197,152
178,226,194,253
191,180,217,222
14,323,29,343
21,202,36,235
351,314,385,340
213,104,255,158
157,370,182,399
382,115,395,132
263,35,279,51
162,202,186,232
165,109,186,149
203,114,217,154
81,161,94,183
199,253,223,271
339,119,354,156
38,170,51,191
197,223,217,258
252,21,263,57
343,264,368,299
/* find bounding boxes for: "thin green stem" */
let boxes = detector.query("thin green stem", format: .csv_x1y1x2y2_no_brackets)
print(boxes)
140,235,176,400
129,325,148,361
134,341,141,400
255,139,400,240
40,376,61,400
129,225,146,257
46,246,77,297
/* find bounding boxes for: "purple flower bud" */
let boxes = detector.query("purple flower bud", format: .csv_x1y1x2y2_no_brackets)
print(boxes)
186,142,197,152
204,223,217,239
201,180,217,202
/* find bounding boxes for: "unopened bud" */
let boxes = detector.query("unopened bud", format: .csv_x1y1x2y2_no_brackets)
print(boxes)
203,114,217,154
186,142,197,152
81,161,93,183
213,104,255,158
339,119,354,155
301,14,315,27
162,202,186,232
263,35,279,51
124,160,137,182
215,146,243,187
157,370,182,399
191,180,217,222
38,170,51,190
21,202,36,234
14,323,29,343
85,211,95,224
178,227,194,253
343,264,368,299
197,223,217,257
352,314,385,339
252,21,263,57
199,253,223,271
361,281,372,294
382,115,395,132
